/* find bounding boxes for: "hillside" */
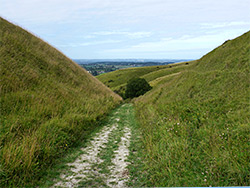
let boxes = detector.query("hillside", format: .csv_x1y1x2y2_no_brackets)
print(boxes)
96,31,250,186
0,17,121,186
96,64,169,88
97,62,192,98
134,31,250,186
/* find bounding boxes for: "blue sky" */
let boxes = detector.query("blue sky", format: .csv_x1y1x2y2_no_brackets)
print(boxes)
0,0,250,59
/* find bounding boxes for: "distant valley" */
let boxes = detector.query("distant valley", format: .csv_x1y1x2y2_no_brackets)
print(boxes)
74,59,191,75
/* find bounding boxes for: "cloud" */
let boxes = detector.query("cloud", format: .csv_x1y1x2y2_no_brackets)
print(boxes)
1,0,250,59
82,35,96,39
3,0,249,26
92,31,152,39
201,21,250,29
104,30,247,54
57,39,122,48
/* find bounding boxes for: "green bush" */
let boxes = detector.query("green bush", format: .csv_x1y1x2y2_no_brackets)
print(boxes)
125,77,152,99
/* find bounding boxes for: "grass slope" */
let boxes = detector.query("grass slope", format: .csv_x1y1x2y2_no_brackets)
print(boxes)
134,31,250,186
0,17,121,186
96,64,169,89
97,62,192,98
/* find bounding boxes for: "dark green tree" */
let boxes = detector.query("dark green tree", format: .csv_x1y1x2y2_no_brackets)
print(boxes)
125,77,152,99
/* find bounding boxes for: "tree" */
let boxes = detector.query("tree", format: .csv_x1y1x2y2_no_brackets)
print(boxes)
125,77,152,99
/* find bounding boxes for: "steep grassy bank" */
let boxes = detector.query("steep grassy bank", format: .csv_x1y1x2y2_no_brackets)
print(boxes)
134,31,250,186
0,17,121,186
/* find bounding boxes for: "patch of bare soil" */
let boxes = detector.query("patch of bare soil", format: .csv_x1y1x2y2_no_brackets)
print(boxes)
54,123,118,187
106,127,131,187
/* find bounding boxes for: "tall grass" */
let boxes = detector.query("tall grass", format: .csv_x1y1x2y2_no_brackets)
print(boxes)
0,17,121,186
134,31,250,186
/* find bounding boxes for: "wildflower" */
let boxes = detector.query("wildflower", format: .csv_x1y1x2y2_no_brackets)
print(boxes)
177,122,180,125
204,179,207,182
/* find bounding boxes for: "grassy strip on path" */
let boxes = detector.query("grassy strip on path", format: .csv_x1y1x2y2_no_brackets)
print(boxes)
37,103,146,187
78,103,147,187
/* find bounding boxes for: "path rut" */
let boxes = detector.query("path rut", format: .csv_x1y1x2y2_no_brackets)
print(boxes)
53,104,134,188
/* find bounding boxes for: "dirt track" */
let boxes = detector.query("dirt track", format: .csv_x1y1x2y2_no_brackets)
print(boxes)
53,104,134,188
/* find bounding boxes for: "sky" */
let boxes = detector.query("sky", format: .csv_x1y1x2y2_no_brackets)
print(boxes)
0,0,250,59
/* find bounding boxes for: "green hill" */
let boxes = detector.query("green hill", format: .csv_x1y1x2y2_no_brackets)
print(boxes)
0,17,121,186
96,31,249,186
134,31,250,186
97,62,192,98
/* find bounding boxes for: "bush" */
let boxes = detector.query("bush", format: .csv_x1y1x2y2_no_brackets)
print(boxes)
125,77,152,99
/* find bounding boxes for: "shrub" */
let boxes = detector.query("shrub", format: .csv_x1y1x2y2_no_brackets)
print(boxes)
125,77,152,99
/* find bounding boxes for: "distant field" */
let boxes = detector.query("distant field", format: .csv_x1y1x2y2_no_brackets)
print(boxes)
97,61,193,98
76,60,188,76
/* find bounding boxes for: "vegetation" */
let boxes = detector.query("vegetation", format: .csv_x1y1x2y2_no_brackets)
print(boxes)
0,17,121,186
97,62,189,97
98,31,250,186
97,64,169,89
1,15,249,187
76,60,185,76
134,31,250,186
79,64,118,76
37,104,147,187
125,78,152,99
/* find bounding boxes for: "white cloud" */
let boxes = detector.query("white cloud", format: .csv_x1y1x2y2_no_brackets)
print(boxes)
1,0,250,59
82,35,96,39
201,21,250,29
3,0,249,25
105,30,247,54
92,31,152,39
57,39,122,48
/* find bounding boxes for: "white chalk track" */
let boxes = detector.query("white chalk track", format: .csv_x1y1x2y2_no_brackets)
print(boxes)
53,105,132,188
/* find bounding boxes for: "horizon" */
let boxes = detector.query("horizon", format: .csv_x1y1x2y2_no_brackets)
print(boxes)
72,58,193,60
72,58,193,64
1,0,250,59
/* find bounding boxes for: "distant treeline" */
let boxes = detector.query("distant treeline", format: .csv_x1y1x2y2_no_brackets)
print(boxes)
75,60,191,76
